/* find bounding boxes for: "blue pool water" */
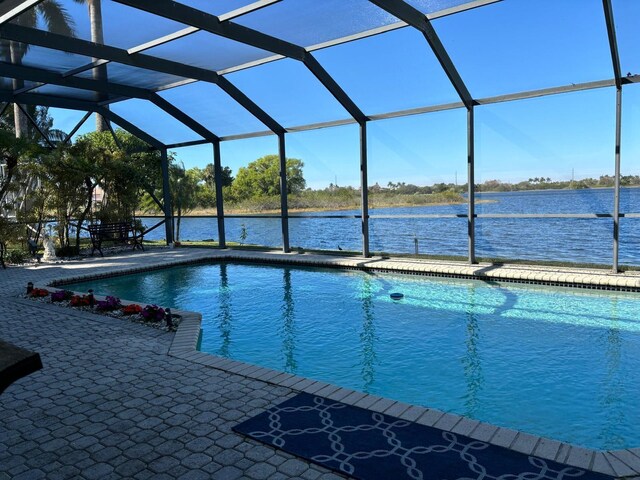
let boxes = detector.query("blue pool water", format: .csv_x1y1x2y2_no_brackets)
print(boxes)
66,262,640,450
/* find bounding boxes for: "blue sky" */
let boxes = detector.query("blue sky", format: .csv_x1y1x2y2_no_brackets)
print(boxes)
47,0,640,189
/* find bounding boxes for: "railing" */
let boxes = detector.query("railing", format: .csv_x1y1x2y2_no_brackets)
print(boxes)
137,213,640,268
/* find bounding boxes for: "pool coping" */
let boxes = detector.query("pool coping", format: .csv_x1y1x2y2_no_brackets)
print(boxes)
42,249,640,477
49,249,640,292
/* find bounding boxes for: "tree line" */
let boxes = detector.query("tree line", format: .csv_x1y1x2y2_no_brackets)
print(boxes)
474,175,640,192
161,159,467,221
368,174,640,196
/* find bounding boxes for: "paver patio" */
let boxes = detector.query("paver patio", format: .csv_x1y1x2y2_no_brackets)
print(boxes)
2,247,639,479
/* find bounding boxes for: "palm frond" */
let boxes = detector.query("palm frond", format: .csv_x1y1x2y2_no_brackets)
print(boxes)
0,39,12,63
47,128,68,143
11,8,36,28
37,0,76,37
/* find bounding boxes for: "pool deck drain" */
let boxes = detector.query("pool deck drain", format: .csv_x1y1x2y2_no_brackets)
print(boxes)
2,247,640,479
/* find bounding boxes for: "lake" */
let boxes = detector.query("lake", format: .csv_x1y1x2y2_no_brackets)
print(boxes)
142,187,640,266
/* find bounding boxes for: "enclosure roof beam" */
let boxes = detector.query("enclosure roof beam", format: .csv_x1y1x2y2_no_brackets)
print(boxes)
218,0,281,22
168,75,637,144
62,59,110,78
125,0,279,53
602,0,622,89
474,78,620,105
12,82,42,95
368,0,474,109
155,0,500,77
16,102,54,148
63,111,92,144
164,139,210,149
126,26,199,55
0,88,163,150
105,119,124,150
0,23,285,135
94,106,165,150
0,61,219,142
0,0,44,25
0,61,146,100
148,93,219,143
114,0,368,123
0,90,99,110
61,1,278,83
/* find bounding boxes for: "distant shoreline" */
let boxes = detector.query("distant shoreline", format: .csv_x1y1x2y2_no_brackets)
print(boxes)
476,185,640,194
150,199,496,217
140,186,635,217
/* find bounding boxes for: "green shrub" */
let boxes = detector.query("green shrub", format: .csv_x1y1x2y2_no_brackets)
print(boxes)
5,249,29,264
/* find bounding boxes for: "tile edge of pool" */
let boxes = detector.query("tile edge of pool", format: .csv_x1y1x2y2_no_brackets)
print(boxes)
48,248,640,293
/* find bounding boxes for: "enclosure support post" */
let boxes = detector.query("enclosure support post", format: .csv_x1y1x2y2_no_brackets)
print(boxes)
360,121,370,258
213,140,226,248
603,0,622,272
467,106,476,264
161,148,174,245
278,133,290,253
613,87,622,272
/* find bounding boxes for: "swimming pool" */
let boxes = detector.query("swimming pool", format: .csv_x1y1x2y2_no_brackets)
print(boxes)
66,261,640,450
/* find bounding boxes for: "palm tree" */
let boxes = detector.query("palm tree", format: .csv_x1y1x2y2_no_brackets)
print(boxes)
203,163,234,190
9,1,75,138
0,129,42,207
35,106,68,143
73,0,109,131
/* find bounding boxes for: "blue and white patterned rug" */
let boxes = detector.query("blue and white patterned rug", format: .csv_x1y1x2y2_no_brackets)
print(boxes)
234,393,612,480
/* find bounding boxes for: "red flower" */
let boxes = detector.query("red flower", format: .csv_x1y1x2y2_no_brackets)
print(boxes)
29,288,49,298
70,295,90,307
121,304,143,315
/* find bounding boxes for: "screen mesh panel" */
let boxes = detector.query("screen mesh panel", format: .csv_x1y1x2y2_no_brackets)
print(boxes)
76,62,189,90
13,45,92,74
405,0,486,14
287,124,361,191
433,0,613,98
175,0,264,17
47,107,94,140
226,58,350,127
31,84,102,100
612,0,640,78
158,81,269,137
11,0,187,50
474,88,616,215
233,0,399,48
314,27,459,116
368,109,467,213
110,98,204,144
145,30,273,73
0,76,14,90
